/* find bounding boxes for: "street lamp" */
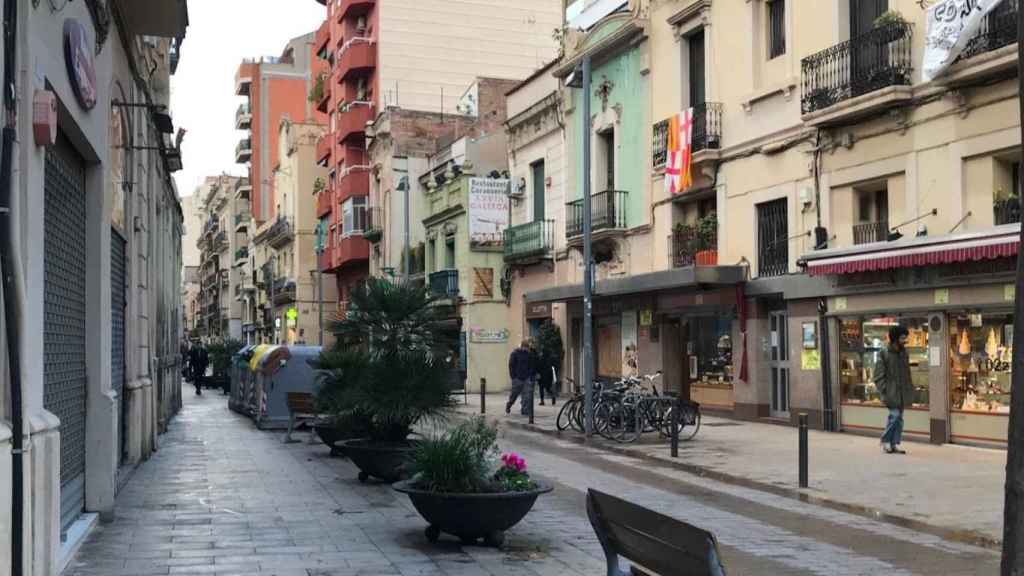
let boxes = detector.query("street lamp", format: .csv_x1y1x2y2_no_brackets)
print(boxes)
568,57,595,436
314,220,326,346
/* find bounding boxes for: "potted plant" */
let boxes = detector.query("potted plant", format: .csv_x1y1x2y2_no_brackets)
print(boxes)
318,278,455,482
394,418,552,547
312,360,373,456
207,338,243,395
694,213,718,266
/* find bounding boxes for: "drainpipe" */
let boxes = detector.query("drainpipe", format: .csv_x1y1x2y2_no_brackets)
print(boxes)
2,0,24,572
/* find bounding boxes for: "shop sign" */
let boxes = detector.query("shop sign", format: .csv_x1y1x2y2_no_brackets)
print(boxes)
639,309,653,327
525,302,551,320
64,19,97,110
470,328,509,343
935,288,950,305
286,307,298,327
1006,284,1016,302
32,90,57,147
468,178,509,248
834,297,847,311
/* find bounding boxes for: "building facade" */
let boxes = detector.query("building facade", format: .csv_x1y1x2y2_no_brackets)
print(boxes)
0,1,189,574
310,0,563,317
194,175,245,342
518,0,1022,448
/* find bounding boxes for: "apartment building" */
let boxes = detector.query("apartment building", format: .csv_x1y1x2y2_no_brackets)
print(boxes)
519,0,1021,447
0,1,189,571
310,0,562,313
195,175,246,341
252,120,337,346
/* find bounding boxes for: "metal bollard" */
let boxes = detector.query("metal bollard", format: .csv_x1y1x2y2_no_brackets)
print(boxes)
798,413,808,488
480,378,486,415
671,397,680,458
528,379,535,425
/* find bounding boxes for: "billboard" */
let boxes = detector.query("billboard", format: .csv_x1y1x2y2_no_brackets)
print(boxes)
468,177,509,248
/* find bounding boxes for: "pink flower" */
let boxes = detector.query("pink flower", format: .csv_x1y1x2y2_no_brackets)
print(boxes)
501,452,528,472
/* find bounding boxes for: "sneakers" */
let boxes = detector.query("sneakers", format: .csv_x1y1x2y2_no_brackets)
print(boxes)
891,445,907,455
882,443,894,454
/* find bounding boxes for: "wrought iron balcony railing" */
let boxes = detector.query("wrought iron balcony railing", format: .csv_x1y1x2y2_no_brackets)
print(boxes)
852,220,889,245
671,225,718,268
429,269,459,299
959,0,1018,61
504,220,554,262
566,190,627,238
995,198,1021,226
651,103,723,169
801,22,913,115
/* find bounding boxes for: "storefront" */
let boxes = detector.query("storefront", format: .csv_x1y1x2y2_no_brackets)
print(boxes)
801,227,1019,446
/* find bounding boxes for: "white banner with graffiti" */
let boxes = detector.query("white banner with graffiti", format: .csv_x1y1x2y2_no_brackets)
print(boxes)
468,178,509,248
923,0,1006,82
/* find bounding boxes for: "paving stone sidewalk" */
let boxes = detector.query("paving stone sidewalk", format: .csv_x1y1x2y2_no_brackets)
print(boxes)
459,392,1006,545
65,388,1000,576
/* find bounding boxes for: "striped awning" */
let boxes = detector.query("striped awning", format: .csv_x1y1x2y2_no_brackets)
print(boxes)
801,227,1020,277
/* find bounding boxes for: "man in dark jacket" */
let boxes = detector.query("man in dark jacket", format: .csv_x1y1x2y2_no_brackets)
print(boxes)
506,340,536,415
874,325,914,454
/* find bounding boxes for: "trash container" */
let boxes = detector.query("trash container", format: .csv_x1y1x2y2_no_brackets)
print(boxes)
252,345,322,430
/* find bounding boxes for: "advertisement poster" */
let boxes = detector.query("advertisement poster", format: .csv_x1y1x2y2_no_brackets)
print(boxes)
801,349,821,371
468,178,509,248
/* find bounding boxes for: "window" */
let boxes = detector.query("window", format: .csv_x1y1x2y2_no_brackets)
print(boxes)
853,185,888,245
341,197,367,236
757,198,788,277
445,234,456,269
839,316,929,408
427,238,436,273
531,159,545,221
767,0,786,59
600,130,615,191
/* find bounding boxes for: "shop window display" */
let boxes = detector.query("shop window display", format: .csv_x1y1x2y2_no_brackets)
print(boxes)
839,316,929,408
950,313,1012,415
689,317,733,386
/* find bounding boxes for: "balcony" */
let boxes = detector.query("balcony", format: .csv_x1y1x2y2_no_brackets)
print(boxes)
337,103,374,145
651,102,723,170
364,207,383,243
671,222,718,268
271,278,297,305
338,0,375,21
316,133,332,166
995,198,1020,226
312,72,329,114
234,247,249,267
429,269,459,300
853,220,889,245
314,19,330,59
504,220,554,263
330,235,369,270
801,22,913,125
235,63,254,96
318,249,333,272
235,138,252,163
317,189,334,218
337,39,376,82
566,190,628,240
337,164,371,202
234,213,250,233
212,230,227,252
235,103,252,130
265,216,295,249
944,0,1020,85
234,177,252,200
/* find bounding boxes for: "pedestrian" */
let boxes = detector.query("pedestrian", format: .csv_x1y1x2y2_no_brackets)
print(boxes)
194,343,209,396
874,325,914,454
537,351,556,406
506,339,536,415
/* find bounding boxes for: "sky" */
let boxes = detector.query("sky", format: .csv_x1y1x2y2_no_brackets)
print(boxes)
171,1,325,197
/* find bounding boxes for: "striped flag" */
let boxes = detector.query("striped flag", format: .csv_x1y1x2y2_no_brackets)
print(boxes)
664,108,694,195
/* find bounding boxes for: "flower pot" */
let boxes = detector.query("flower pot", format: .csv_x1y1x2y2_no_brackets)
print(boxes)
393,480,552,547
338,439,417,483
313,424,350,457
695,249,718,266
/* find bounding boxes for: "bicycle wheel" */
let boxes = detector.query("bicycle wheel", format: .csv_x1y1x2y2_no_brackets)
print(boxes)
660,403,686,440
594,399,619,439
571,398,585,432
556,398,577,431
681,404,701,441
612,403,642,443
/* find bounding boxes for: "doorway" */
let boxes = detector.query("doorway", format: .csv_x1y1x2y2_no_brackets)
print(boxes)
769,310,790,418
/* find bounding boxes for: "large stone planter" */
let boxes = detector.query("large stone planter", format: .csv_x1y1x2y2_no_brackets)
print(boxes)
338,439,416,483
313,424,350,457
393,480,552,547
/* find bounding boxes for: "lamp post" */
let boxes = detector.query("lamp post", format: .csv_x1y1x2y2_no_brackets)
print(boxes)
315,220,325,346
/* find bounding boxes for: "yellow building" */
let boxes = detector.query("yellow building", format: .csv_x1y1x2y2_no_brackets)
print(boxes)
520,0,1020,446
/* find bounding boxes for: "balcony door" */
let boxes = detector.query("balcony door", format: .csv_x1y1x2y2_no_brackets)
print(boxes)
687,29,705,107
531,159,545,221
769,310,790,418
850,0,888,95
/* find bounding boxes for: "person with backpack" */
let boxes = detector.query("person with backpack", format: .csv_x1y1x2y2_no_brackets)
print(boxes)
874,325,914,454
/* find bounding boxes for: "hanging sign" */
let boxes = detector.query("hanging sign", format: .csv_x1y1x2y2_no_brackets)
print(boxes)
33,90,57,146
64,19,97,110
468,178,509,248
923,0,1006,82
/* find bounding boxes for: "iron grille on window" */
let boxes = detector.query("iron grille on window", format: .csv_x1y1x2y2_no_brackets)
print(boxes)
995,198,1021,226
757,198,788,277
800,21,913,115
652,119,668,169
768,0,786,59
959,0,1018,61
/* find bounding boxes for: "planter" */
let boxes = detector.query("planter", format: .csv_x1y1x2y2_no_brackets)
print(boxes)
393,480,552,547
313,424,350,457
694,249,718,266
338,439,416,483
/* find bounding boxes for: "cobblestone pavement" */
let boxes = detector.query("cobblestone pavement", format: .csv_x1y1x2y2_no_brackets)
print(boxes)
461,392,1006,544
65,389,999,576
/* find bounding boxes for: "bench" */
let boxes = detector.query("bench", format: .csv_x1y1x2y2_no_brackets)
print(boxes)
586,489,727,576
284,392,317,443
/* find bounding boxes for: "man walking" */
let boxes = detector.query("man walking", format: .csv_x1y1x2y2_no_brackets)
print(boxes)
506,339,536,415
874,325,914,454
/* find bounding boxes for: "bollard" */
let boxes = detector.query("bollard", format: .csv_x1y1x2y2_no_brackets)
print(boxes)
480,378,486,415
798,413,808,488
528,379,535,425
670,397,680,458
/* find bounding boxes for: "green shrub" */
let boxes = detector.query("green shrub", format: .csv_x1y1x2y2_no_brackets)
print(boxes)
410,418,538,493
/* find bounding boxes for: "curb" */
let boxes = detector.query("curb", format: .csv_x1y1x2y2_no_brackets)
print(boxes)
458,410,1002,551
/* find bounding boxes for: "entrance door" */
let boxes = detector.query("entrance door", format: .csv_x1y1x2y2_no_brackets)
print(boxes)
531,160,545,222
44,134,88,535
111,230,127,464
769,311,790,418
850,0,888,96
